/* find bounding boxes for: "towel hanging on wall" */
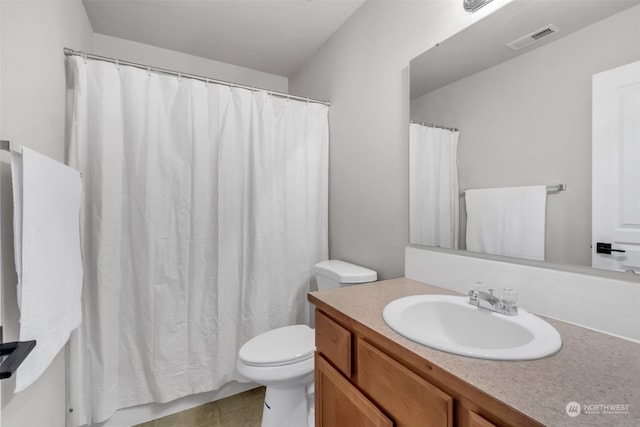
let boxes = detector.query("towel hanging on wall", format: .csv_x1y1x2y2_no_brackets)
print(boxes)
11,146,83,392
465,185,547,261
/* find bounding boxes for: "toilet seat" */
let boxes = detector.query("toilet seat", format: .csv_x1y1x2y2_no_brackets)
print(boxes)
239,324,315,367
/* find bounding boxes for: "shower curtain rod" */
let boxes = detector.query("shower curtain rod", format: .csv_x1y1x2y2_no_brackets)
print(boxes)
410,120,458,132
63,48,330,107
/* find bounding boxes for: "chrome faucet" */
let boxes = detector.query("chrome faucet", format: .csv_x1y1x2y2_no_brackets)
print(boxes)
468,288,518,316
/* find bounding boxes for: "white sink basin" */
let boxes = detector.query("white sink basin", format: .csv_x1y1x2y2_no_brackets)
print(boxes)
383,295,561,361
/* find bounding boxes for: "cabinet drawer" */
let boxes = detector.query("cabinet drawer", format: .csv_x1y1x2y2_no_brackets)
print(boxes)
356,338,453,427
316,309,352,377
316,354,393,427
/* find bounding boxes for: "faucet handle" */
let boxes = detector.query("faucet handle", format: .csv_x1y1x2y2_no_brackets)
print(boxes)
497,288,518,306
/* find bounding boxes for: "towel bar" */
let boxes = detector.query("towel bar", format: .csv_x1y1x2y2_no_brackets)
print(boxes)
1,139,83,178
460,184,566,196
0,340,36,380
0,139,23,154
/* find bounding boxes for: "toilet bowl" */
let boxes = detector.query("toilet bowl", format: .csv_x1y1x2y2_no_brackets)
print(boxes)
236,260,377,427
236,324,315,427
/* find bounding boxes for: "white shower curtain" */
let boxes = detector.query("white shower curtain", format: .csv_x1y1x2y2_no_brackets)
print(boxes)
65,56,328,425
409,123,459,249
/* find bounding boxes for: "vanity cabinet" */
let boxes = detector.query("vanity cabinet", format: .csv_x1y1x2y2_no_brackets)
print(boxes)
314,308,541,427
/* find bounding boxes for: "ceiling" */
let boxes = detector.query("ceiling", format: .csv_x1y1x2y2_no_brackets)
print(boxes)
82,0,365,77
410,0,640,98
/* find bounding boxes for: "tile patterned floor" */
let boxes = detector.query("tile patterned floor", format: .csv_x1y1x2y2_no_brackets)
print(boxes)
135,387,265,427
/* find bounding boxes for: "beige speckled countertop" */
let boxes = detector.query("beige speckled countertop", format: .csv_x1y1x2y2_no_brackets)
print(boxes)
308,278,640,427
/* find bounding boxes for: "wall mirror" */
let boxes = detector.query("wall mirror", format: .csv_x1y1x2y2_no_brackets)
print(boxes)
409,0,640,276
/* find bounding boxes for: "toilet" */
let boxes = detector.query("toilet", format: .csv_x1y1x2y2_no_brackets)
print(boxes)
236,260,377,427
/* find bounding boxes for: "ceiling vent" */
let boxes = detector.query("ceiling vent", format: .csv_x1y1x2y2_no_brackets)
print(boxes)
506,24,560,51
464,0,494,13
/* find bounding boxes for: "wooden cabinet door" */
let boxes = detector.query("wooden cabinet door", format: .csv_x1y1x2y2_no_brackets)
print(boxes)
356,339,453,427
316,354,393,427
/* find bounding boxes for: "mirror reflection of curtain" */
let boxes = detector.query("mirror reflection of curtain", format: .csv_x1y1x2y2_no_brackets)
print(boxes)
409,123,459,248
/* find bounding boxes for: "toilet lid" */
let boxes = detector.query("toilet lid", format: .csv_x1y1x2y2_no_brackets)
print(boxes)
239,325,315,367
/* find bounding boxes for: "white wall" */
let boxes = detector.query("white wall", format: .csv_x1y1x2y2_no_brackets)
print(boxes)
0,2,94,426
93,34,288,93
406,246,640,342
410,5,640,266
288,0,513,279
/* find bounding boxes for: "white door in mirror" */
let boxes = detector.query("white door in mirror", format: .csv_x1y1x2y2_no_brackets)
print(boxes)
592,60,640,273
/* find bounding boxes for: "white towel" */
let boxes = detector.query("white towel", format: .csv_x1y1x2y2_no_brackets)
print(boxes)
465,185,546,261
11,147,83,392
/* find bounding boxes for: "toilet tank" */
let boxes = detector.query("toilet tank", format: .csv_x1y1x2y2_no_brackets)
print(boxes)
314,260,377,291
